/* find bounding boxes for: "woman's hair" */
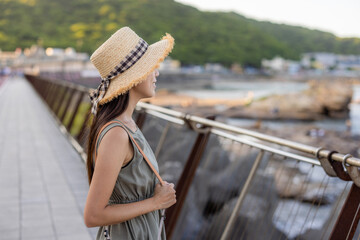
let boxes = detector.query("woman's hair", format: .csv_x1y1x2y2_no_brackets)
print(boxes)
86,91,130,184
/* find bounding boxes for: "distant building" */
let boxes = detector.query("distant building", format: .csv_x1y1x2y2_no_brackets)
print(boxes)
180,65,204,74
8,45,90,75
159,57,181,73
301,52,337,69
45,47,88,61
230,63,243,74
261,56,301,75
0,48,22,67
262,52,360,77
262,56,286,72
336,55,360,71
204,63,228,73
301,52,360,72
287,61,302,75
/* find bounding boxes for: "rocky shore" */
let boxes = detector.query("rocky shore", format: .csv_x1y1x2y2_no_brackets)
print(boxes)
158,79,354,121
222,80,353,120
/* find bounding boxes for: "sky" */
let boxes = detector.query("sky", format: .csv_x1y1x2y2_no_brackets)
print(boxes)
175,0,360,38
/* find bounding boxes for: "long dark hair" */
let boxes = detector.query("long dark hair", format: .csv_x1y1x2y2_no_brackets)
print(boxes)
86,92,130,184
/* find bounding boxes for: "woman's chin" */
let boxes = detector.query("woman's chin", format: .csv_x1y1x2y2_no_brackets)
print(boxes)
150,90,156,98
141,92,155,100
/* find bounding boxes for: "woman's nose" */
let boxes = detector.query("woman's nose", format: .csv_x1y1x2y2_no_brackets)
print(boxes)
155,69,159,77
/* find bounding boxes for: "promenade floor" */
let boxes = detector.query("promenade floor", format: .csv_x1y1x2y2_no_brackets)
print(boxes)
0,77,97,239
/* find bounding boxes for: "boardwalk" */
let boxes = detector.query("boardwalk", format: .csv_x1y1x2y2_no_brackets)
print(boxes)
0,77,96,239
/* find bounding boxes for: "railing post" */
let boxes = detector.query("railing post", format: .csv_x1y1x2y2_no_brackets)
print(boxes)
40,78,50,100
49,84,62,111
66,91,85,132
32,77,39,93
55,85,68,116
329,184,360,240
34,77,43,97
220,150,265,240
60,88,76,123
76,107,91,145
165,116,215,239
155,122,171,158
43,81,53,102
45,82,57,104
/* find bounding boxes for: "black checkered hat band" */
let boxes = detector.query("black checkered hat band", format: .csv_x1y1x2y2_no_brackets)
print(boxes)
105,38,148,80
89,38,149,115
89,78,110,115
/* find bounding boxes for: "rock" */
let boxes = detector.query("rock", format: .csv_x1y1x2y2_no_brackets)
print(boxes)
272,199,334,239
273,162,339,205
170,183,207,239
199,194,287,240
205,151,258,214
296,228,325,240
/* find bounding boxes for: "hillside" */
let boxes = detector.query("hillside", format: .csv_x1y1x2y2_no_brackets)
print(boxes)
1,0,359,67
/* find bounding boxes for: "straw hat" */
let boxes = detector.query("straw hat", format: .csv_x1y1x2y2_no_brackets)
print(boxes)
89,26,174,114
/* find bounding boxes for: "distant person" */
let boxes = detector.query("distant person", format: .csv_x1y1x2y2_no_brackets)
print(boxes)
84,26,176,240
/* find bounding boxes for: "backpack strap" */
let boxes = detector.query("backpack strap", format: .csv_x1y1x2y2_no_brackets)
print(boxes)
94,120,164,186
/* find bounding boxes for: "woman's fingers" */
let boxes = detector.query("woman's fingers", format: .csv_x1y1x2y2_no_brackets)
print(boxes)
163,181,175,189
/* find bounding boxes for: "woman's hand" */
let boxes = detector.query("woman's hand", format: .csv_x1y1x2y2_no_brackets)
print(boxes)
152,181,176,210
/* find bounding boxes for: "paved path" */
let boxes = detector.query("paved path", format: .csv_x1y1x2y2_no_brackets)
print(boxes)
0,77,97,239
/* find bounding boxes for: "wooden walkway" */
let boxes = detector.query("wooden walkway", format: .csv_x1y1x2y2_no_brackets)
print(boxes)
0,77,97,239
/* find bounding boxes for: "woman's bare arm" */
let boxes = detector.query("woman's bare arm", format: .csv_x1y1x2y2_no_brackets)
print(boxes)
84,127,176,228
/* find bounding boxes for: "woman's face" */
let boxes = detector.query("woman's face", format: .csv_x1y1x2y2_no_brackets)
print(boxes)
132,68,159,99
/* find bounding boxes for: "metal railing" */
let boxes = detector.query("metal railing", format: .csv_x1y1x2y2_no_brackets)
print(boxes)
25,74,360,240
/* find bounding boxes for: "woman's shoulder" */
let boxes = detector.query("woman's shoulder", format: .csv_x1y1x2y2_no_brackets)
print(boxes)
97,124,132,165
100,124,129,147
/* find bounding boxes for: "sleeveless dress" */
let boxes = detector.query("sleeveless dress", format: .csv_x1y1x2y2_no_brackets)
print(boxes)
94,119,166,240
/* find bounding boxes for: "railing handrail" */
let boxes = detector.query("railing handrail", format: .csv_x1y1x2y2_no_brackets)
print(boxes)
38,74,89,93
136,101,360,167
31,74,360,167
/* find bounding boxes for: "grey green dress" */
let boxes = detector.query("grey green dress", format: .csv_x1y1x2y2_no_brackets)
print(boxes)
94,119,166,240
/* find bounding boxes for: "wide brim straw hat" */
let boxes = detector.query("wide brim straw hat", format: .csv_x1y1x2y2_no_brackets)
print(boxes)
89,26,174,109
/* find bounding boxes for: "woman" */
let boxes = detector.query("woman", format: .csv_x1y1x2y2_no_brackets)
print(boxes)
84,26,176,240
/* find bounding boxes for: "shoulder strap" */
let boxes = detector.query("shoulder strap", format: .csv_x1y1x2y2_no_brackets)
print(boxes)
94,121,164,186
